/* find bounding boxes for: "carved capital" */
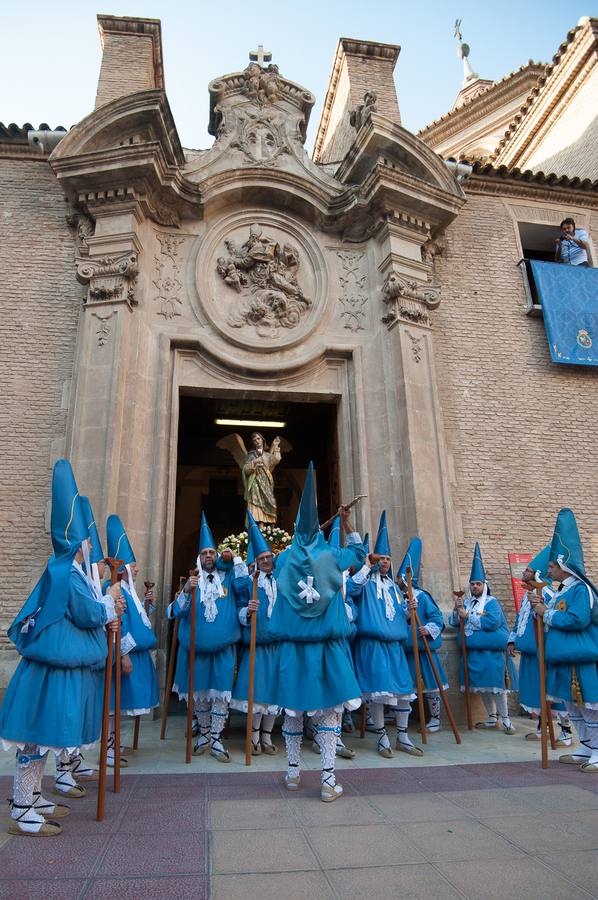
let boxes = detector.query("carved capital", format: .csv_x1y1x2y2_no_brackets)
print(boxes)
76,252,139,307
381,271,441,330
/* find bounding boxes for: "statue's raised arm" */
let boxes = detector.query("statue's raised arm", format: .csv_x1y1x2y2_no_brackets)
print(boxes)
217,431,290,525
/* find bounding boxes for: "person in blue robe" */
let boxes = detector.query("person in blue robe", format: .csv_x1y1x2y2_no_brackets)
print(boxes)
507,544,573,746
167,512,242,762
342,530,369,735
307,515,356,759
396,537,448,734
267,463,366,802
530,508,598,772
0,460,123,836
105,515,159,767
231,512,281,755
449,543,515,734
348,512,421,758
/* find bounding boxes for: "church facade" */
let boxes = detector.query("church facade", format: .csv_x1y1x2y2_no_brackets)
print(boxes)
1,14,597,707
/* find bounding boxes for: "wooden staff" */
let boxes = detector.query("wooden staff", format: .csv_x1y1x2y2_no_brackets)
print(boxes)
320,495,367,531
131,580,156,751
160,576,185,741
406,567,427,745
96,556,124,820
454,590,473,730
411,606,461,744
245,570,260,766
185,576,198,764
529,579,557,764
105,558,124,793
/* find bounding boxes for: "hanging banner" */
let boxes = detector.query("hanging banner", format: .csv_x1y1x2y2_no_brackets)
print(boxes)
508,552,532,613
530,260,598,366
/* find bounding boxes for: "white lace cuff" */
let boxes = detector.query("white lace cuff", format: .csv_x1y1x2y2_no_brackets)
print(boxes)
121,632,137,654
234,557,249,578
239,607,249,626
100,595,117,624
351,565,370,586
175,591,191,614
425,622,441,640
346,532,361,545
344,602,354,622
544,609,556,627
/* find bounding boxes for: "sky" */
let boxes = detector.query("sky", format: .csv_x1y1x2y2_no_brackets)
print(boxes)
0,1,592,152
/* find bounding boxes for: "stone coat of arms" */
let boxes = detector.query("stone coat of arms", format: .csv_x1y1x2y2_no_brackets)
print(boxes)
216,224,311,337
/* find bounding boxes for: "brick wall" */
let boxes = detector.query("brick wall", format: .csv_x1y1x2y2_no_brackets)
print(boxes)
434,188,598,621
0,158,80,667
95,33,157,108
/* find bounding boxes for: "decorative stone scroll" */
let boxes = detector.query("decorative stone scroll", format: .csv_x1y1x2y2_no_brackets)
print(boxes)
76,252,139,306
381,271,441,329
336,250,367,332
216,224,311,338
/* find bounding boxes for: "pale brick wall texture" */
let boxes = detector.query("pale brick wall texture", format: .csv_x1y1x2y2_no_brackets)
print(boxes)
434,188,598,619
0,158,81,666
95,33,157,108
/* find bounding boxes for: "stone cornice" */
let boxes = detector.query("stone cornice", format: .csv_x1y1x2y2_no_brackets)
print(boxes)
465,171,598,208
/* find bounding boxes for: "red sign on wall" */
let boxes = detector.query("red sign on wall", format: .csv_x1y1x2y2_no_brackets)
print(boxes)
508,552,532,612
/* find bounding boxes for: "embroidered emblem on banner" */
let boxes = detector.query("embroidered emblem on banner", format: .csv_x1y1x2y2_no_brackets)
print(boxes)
576,329,592,349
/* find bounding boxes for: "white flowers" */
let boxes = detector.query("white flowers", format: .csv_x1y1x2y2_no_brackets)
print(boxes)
217,525,292,556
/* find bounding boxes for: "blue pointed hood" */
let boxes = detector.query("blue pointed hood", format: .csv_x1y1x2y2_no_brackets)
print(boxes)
295,462,319,543
80,496,104,565
198,511,217,553
9,459,89,650
550,508,585,575
550,508,598,602
469,542,487,583
106,514,136,570
275,462,343,618
247,510,271,559
528,544,551,582
398,537,422,586
327,515,341,550
373,511,392,557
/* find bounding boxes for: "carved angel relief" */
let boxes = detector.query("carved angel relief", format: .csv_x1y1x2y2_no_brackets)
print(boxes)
216,224,311,337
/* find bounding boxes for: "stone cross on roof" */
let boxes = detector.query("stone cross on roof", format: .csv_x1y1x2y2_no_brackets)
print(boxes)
249,44,272,66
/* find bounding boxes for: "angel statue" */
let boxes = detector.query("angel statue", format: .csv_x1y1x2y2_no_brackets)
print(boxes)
216,431,290,525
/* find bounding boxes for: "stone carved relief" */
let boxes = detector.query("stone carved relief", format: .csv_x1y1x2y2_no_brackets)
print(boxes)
76,252,139,306
242,62,282,105
230,112,290,166
336,250,367,332
66,212,94,255
216,224,311,337
421,235,446,267
381,271,441,329
350,91,378,131
154,233,186,319
92,309,116,347
406,331,423,363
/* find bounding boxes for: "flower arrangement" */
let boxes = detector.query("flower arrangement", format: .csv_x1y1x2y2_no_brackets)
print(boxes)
218,524,292,557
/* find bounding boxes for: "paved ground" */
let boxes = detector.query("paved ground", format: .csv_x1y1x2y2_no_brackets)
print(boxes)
1,716,598,899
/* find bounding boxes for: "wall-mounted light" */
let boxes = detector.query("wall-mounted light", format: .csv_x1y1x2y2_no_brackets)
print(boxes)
214,418,286,428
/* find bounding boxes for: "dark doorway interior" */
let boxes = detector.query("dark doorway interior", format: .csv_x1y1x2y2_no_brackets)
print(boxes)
171,394,339,585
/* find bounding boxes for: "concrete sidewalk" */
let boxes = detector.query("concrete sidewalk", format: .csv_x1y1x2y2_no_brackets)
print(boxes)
0,761,597,899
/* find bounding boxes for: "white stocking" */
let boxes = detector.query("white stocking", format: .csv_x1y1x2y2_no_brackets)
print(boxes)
12,746,47,832
494,691,509,719
261,713,276,747
196,699,211,749
315,711,339,787
480,692,498,722
394,702,414,747
211,698,229,752
55,748,77,792
369,701,390,750
252,711,263,749
427,692,441,721
282,713,303,779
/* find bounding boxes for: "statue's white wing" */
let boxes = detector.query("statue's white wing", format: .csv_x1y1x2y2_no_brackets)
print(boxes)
216,433,247,469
